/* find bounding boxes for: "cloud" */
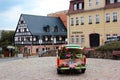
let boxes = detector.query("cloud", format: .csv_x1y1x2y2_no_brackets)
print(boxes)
0,5,23,30
0,0,69,30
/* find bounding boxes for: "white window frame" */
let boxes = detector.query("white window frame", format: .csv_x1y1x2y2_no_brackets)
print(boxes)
71,18,74,26
76,17,79,25
79,3,82,9
113,12,117,22
96,15,100,23
24,37,26,41
71,36,74,44
106,34,111,41
81,35,85,44
76,36,79,44
15,37,18,41
30,36,32,41
74,4,77,10
96,0,100,5
113,34,118,37
89,16,92,24
80,17,84,25
89,0,92,7
106,13,110,22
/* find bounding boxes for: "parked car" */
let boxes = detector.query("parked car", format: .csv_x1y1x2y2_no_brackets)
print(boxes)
56,44,86,74
105,36,120,44
38,50,46,57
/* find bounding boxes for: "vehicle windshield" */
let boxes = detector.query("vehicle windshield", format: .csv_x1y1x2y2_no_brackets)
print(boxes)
58,48,83,59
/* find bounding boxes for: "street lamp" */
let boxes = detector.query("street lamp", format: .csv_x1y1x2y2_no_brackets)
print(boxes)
65,38,68,44
39,38,42,52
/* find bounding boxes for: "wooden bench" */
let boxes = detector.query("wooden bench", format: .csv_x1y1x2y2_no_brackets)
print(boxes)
112,51,120,59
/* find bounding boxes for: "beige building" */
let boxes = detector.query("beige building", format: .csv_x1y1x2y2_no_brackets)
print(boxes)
67,0,120,47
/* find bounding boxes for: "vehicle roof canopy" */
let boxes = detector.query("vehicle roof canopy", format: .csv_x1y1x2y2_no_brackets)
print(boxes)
64,44,83,49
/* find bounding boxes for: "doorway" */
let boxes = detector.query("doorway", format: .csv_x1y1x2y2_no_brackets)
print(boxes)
89,33,100,47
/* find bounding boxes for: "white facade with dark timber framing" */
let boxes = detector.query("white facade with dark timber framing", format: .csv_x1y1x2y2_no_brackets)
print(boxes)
14,14,67,55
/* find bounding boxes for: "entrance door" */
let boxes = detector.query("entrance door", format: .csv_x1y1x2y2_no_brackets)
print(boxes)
89,33,100,47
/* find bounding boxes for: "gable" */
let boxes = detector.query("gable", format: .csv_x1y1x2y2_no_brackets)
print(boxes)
15,16,32,36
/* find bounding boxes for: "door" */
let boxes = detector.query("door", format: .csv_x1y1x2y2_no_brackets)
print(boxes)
89,33,100,47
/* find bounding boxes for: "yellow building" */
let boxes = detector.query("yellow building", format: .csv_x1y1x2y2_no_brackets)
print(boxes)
67,0,120,47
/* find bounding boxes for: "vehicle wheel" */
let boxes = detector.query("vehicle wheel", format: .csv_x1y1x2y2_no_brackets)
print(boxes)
57,69,62,74
81,69,86,73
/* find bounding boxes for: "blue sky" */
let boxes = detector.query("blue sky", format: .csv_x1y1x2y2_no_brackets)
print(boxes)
0,0,69,30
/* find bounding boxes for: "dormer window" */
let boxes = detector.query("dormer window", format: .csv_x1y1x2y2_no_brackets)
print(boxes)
43,25,50,32
79,3,82,9
54,26,58,32
74,4,77,10
74,3,83,10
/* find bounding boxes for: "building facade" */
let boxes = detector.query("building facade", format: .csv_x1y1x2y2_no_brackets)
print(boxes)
67,0,120,48
47,10,68,28
14,14,67,55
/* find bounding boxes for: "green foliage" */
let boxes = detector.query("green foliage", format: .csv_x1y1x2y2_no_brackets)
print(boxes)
0,30,14,47
95,41,120,52
59,46,83,59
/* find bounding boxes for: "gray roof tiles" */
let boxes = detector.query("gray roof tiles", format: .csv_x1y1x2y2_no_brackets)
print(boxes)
21,14,67,36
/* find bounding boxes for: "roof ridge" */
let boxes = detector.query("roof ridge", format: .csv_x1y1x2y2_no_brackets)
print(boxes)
21,14,59,19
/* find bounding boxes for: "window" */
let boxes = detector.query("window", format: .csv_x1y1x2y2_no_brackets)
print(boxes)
71,36,74,44
15,37,18,41
24,28,27,32
24,37,26,41
106,13,110,22
89,0,92,7
96,15,100,24
36,48,39,53
81,35,85,44
113,12,117,22
113,34,118,37
76,36,79,44
96,0,100,5
74,4,77,10
89,16,92,24
110,0,115,4
106,34,110,41
33,37,36,41
54,26,58,32
21,20,24,24
80,17,84,25
71,18,74,26
118,0,120,2
79,3,82,9
26,28,29,32
76,17,79,25
30,36,32,41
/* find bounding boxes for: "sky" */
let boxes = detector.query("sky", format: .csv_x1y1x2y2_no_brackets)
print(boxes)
0,0,70,30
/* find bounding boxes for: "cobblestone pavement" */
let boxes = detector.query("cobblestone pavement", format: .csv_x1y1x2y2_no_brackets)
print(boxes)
0,57,120,80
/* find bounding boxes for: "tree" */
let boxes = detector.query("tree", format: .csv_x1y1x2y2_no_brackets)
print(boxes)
0,30,14,47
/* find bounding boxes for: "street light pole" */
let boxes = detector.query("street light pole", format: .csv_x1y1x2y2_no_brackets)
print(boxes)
39,36,42,52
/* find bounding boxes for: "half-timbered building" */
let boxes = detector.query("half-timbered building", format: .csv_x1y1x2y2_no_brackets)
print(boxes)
14,14,67,55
